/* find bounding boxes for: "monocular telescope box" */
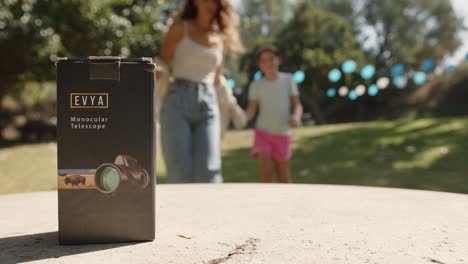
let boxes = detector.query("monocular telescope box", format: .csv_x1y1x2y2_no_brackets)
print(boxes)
56,57,156,244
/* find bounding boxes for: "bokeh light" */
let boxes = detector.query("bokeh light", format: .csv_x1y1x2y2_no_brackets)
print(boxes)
422,58,434,72
391,64,404,77
326,88,337,97
368,84,379,96
413,72,427,85
328,68,342,82
226,79,236,89
446,65,457,73
338,86,349,96
355,85,366,96
348,90,358,100
360,65,376,80
293,70,305,84
393,76,408,88
377,77,390,89
254,71,262,81
342,60,357,74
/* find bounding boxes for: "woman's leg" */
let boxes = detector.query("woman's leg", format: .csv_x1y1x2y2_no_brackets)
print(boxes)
160,89,193,183
192,113,222,183
192,85,222,183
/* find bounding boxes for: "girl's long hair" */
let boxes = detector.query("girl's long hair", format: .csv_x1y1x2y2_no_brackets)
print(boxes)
176,0,244,54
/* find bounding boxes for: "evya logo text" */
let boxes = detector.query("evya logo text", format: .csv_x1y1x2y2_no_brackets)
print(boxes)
71,93,108,108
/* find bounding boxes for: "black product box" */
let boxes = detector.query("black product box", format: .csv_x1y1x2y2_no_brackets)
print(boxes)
56,57,156,244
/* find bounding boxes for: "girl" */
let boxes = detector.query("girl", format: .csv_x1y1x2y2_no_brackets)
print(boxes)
246,45,302,183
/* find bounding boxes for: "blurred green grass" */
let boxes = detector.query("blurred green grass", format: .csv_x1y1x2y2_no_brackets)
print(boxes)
1,116,467,194
223,116,468,193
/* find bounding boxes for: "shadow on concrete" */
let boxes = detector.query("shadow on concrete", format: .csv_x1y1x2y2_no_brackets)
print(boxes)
0,231,141,264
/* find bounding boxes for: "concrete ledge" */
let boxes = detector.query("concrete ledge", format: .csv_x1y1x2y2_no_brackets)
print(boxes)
1,184,467,263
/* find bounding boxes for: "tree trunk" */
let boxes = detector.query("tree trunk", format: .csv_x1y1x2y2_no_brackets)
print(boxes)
0,81,11,110
309,82,326,125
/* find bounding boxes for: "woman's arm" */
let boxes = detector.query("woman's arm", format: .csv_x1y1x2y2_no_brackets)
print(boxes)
156,20,184,79
214,41,225,86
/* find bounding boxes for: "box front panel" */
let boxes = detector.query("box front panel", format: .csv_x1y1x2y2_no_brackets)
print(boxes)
57,60,156,244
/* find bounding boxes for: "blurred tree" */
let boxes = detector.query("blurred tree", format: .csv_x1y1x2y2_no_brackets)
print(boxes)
237,0,371,123
358,0,463,69
108,0,172,57
0,0,60,105
238,0,292,48
38,0,170,58
311,0,354,21
276,1,366,123
0,0,169,106
234,0,294,97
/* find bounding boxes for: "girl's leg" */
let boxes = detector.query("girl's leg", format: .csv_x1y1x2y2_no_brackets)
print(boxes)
274,160,291,183
252,129,275,183
271,133,292,183
258,154,274,183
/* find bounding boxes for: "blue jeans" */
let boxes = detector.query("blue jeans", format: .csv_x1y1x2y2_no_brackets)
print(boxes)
160,78,222,183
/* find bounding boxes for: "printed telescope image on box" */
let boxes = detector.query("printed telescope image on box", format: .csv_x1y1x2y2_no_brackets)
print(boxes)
56,57,156,244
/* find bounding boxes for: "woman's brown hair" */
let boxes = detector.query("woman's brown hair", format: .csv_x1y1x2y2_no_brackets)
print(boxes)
176,0,244,54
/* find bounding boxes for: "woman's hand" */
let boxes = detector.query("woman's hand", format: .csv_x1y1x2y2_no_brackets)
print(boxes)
155,66,165,80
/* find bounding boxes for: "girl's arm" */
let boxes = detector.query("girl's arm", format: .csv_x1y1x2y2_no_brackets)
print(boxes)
246,81,258,123
246,101,257,122
289,96,302,128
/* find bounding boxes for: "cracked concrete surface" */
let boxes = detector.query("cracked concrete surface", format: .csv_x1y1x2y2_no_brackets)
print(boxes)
0,184,467,264
207,238,260,264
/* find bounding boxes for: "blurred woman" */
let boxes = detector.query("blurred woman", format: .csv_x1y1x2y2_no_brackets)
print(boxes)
156,0,243,183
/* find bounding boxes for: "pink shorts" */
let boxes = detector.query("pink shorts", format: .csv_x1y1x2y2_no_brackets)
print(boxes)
251,128,292,161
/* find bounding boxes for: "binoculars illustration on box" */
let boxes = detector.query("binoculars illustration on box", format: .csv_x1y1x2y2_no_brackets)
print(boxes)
60,155,150,194
94,155,150,194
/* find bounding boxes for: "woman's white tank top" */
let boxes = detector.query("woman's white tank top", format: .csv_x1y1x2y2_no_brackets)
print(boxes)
171,21,223,85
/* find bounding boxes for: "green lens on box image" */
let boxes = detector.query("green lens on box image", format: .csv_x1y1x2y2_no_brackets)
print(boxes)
56,57,157,244
99,167,120,193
